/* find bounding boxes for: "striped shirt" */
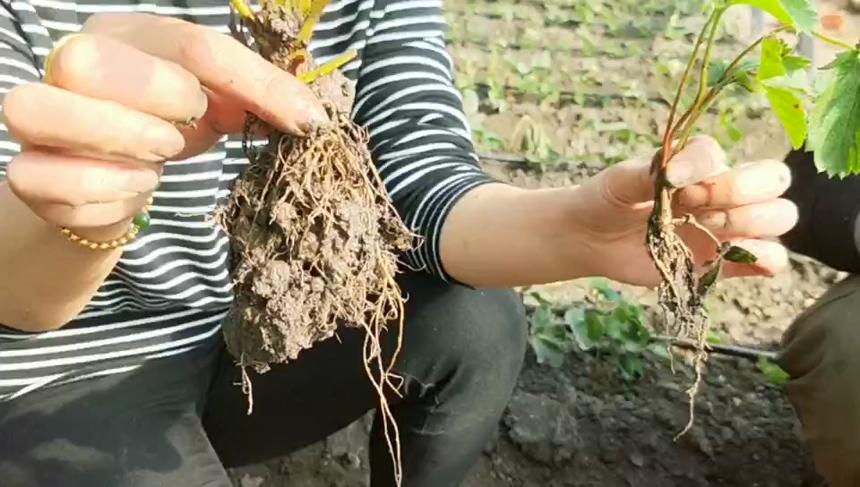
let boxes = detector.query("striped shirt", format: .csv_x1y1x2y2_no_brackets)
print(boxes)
0,0,492,401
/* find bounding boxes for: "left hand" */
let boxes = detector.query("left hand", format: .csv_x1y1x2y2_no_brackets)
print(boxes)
570,135,798,287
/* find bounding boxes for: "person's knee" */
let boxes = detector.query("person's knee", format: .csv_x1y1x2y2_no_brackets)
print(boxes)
778,275,860,486
398,275,528,398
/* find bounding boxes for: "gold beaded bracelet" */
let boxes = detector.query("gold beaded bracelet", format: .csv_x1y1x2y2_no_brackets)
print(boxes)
59,197,154,251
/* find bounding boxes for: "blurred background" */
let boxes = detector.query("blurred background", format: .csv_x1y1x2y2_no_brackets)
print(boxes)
229,1,859,486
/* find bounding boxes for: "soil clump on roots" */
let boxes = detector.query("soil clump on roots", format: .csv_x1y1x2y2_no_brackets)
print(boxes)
218,0,414,481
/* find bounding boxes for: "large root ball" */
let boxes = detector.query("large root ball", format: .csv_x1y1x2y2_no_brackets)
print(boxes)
221,108,413,371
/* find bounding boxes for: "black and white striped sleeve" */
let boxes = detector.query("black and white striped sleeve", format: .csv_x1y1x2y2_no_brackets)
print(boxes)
352,0,496,282
0,2,39,180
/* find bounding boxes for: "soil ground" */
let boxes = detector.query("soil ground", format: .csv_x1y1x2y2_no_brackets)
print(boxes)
228,1,860,485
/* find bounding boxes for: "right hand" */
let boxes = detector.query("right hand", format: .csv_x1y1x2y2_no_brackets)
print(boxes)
2,13,328,237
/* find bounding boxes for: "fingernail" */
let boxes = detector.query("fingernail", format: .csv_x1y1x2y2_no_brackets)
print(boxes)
43,33,81,84
196,90,209,119
144,123,185,159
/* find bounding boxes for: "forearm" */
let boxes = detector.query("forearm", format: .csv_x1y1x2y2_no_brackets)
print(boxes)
0,183,122,331
439,183,591,288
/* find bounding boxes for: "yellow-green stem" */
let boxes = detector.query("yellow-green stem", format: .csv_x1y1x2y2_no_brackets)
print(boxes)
695,7,726,108
230,0,255,20
813,31,856,51
660,7,718,165
298,0,330,43
298,49,357,83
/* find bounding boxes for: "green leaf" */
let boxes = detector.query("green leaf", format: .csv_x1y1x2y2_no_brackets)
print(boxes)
708,58,760,91
757,356,790,386
808,51,860,177
647,342,672,361
756,37,809,149
758,37,788,81
765,86,807,149
529,305,555,331
530,336,566,368
618,353,644,382
584,310,606,343
706,331,723,344
729,0,793,27
698,262,722,295
723,245,759,264
604,314,625,341
729,0,818,33
591,279,621,302
782,0,819,33
566,308,595,351
783,55,812,73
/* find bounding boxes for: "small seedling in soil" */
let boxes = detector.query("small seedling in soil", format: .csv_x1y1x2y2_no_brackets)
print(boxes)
220,0,415,484
527,283,662,382
649,0,860,438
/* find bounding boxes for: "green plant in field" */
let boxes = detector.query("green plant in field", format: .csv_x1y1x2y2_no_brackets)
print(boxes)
647,0,859,436
528,281,668,382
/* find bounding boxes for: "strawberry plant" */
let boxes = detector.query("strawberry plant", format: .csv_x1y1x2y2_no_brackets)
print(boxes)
648,0,859,437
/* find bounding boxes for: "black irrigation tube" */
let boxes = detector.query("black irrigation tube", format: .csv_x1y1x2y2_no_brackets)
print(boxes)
467,82,669,106
448,15,670,33
447,37,748,62
477,152,604,176
449,42,679,60
653,335,778,361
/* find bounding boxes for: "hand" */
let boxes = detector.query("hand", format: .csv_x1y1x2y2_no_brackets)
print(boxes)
3,13,327,237
569,135,798,287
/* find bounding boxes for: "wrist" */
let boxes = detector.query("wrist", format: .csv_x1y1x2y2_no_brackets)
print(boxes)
57,197,153,251
557,183,605,279
66,218,135,242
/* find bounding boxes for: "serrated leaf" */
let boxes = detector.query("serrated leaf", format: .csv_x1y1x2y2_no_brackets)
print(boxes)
765,85,807,149
782,0,819,33
730,0,793,28
757,356,790,386
723,245,759,264
783,55,812,73
756,36,810,149
763,69,811,93
729,0,818,33
758,37,789,81
808,51,860,177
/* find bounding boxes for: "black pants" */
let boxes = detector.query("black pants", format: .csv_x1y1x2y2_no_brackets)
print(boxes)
0,271,527,487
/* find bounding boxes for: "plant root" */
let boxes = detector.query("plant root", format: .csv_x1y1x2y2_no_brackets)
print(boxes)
220,1,415,484
646,176,715,440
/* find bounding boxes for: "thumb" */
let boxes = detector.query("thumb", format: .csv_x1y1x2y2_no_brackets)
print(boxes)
664,135,729,188
600,135,729,206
